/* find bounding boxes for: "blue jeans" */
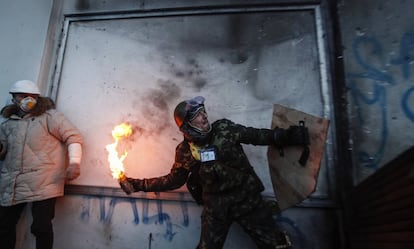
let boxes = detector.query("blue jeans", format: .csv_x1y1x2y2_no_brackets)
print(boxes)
0,198,56,249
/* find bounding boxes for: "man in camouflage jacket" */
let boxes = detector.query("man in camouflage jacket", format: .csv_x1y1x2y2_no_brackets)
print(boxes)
120,96,308,249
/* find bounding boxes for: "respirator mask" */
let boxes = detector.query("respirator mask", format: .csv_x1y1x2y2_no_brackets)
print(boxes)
14,96,37,112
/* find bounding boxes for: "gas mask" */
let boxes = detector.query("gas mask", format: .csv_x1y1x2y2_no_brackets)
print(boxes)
14,96,37,112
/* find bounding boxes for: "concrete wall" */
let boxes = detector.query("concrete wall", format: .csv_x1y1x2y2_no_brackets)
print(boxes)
0,1,344,249
0,0,53,104
338,0,414,184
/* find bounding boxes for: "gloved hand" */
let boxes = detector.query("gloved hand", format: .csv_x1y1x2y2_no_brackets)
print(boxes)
119,177,145,194
273,127,288,147
286,125,309,146
273,122,310,166
273,124,310,146
66,163,80,181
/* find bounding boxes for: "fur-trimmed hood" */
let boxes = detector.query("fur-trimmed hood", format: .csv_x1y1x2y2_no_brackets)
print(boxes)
1,97,55,118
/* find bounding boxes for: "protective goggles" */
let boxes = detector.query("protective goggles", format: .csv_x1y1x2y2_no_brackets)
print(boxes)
185,96,205,121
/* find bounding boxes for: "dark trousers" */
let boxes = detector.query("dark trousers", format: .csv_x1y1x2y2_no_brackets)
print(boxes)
0,198,56,249
197,196,289,249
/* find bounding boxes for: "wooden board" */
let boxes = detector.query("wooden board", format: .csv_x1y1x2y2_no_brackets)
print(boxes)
267,104,330,210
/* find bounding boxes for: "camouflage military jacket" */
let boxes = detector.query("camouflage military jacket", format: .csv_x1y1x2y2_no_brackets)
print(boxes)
141,119,275,205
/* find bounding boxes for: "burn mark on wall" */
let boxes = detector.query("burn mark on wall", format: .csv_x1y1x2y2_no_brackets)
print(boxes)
228,50,249,64
186,59,206,91
76,0,90,10
131,80,181,134
193,78,207,90
167,57,207,91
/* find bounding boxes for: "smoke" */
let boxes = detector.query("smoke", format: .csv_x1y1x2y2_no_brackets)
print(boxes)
127,80,181,136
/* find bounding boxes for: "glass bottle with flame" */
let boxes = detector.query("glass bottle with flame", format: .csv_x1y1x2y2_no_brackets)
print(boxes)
106,123,135,194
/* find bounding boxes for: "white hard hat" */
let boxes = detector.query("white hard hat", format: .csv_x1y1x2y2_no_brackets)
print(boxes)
9,80,41,95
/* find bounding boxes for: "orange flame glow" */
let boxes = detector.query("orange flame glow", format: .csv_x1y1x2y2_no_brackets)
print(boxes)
106,123,133,179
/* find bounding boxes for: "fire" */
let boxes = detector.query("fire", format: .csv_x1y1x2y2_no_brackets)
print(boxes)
106,123,133,179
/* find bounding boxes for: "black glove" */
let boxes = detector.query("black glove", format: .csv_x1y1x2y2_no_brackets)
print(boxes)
286,124,309,146
119,177,145,195
273,121,310,166
274,123,310,146
273,127,288,147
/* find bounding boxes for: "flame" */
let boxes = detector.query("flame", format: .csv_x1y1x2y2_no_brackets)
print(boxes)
106,123,133,179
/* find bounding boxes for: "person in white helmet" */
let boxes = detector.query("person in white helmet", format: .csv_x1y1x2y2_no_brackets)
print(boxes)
0,80,83,249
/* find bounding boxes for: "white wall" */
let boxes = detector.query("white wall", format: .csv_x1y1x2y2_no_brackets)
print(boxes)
0,0,53,104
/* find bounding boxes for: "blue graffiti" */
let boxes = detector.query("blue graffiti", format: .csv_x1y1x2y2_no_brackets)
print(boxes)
347,36,394,169
81,196,91,222
79,195,309,247
390,33,414,79
350,37,394,84
347,33,414,169
179,193,190,227
142,198,176,241
81,195,190,241
402,86,414,122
